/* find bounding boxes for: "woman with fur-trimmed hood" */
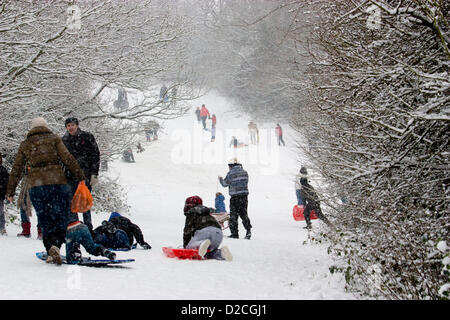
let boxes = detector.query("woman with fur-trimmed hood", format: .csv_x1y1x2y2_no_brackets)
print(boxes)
6,117,86,264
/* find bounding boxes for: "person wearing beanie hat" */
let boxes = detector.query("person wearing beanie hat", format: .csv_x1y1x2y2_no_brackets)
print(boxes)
6,118,86,264
182,196,232,261
0,152,9,235
62,117,100,234
219,159,252,239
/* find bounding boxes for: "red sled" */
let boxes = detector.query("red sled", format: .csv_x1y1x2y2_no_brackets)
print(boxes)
162,247,204,260
293,205,317,221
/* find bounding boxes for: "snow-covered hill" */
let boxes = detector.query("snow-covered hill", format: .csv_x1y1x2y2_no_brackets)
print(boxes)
0,91,359,300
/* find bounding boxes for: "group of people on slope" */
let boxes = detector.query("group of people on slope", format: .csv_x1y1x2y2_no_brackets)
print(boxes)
231,121,286,148
195,104,217,142
1,117,151,265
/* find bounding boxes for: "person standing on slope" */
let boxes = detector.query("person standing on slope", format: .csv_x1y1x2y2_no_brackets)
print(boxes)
6,117,86,264
275,123,285,146
295,166,334,230
218,158,252,239
195,107,201,124
199,104,211,130
248,121,259,145
62,117,100,234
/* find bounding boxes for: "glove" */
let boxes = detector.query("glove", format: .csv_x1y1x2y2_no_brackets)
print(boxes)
90,175,98,187
141,242,152,250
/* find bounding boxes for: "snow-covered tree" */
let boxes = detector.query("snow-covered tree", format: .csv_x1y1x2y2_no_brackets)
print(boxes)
289,0,449,299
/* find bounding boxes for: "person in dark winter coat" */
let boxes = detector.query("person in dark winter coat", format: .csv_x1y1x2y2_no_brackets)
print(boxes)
295,166,308,206
183,196,232,260
195,107,201,123
297,174,334,230
6,117,86,264
62,117,100,232
93,220,131,249
0,152,9,235
108,212,151,249
218,158,252,239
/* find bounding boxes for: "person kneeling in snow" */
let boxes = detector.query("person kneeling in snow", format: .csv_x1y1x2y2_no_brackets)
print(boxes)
108,212,152,250
183,196,232,261
93,220,131,250
66,212,116,264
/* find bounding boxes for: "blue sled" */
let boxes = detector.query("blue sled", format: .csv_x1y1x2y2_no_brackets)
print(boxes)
36,252,135,267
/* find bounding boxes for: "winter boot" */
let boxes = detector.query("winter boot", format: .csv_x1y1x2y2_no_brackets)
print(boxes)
198,239,211,258
47,245,62,265
37,227,42,240
244,229,251,240
101,248,116,260
227,234,239,239
220,246,233,261
17,222,31,238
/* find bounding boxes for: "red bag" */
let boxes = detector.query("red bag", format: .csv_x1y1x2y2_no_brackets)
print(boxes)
293,205,318,221
71,181,93,213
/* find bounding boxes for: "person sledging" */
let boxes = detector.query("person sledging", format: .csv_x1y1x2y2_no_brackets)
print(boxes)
182,196,232,260
107,212,151,249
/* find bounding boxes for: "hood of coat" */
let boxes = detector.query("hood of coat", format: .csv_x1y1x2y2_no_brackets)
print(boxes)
26,126,53,138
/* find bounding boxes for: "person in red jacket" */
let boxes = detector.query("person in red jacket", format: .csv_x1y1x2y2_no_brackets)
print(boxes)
199,104,210,130
275,123,285,146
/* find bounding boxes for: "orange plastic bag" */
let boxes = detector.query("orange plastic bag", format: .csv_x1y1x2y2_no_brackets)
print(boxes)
71,181,93,213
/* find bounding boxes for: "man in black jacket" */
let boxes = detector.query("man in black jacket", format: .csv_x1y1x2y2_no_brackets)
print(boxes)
0,152,10,235
108,212,151,249
62,117,100,232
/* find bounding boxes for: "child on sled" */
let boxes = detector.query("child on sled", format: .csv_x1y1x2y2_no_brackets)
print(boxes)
183,196,232,261
65,211,116,265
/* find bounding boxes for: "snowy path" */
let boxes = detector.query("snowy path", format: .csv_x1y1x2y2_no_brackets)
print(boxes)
0,92,358,300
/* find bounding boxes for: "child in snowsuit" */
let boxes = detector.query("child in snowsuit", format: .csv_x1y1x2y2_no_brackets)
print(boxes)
107,212,151,249
183,196,232,260
215,192,226,213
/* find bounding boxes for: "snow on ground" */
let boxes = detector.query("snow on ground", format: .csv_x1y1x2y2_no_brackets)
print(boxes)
0,91,360,300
